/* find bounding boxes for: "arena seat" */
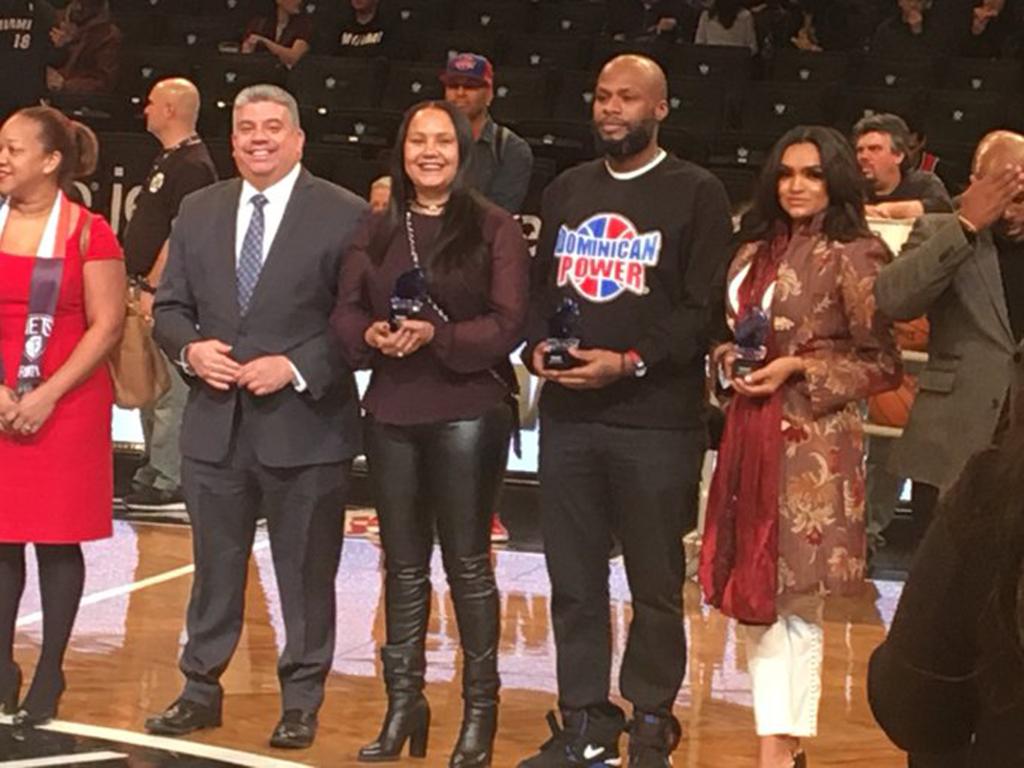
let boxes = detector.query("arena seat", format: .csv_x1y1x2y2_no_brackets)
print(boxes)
453,1,535,35
536,1,608,37
490,67,552,125
503,33,592,71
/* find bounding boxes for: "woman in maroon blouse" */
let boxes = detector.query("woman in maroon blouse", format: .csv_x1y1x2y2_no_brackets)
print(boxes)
331,101,529,767
241,0,312,69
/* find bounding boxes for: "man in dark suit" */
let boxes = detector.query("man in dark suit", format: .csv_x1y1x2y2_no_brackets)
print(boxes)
145,84,366,749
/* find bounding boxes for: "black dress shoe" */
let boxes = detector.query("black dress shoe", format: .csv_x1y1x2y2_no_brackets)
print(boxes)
270,709,318,749
144,699,221,736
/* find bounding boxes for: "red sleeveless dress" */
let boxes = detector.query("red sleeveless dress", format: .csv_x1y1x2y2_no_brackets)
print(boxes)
0,212,123,543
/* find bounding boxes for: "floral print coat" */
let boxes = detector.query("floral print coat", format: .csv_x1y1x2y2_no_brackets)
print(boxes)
725,220,902,597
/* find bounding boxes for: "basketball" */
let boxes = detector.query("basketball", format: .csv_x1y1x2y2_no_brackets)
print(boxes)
869,376,918,428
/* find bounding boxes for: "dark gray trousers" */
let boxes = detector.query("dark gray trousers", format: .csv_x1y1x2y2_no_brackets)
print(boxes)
178,417,350,716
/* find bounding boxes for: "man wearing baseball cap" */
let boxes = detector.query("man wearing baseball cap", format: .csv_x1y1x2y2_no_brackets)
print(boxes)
442,52,534,215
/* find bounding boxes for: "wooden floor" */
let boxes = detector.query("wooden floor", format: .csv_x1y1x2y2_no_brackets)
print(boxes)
7,520,907,767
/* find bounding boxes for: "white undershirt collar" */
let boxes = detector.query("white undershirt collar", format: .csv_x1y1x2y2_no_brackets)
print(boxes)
604,148,667,181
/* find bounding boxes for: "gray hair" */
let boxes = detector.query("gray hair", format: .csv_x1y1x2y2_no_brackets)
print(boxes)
852,113,911,157
232,84,301,130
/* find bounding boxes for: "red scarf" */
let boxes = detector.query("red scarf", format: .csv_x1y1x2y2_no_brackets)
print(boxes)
699,229,788,625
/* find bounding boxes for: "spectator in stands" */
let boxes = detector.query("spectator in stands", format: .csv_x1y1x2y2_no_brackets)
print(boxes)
46,0,121,95
775,0,863,52
606,0,685,41
241,0,312,70
854,113,953,219
874,132,1024,650
703,124,900,768
694,0,758,54
442,52,534,215
336,0,398,59
904,115,967,194
332,99,528,768
869,0,944,58
369,175,391,213
122,78,218,514
958,0,1016,58
0,0,48,119
868,374,1024,766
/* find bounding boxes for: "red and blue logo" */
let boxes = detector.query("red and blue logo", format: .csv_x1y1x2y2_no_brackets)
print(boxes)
554,213,661,303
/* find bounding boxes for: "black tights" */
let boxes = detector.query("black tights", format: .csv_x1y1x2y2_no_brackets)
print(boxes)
0,543,85,713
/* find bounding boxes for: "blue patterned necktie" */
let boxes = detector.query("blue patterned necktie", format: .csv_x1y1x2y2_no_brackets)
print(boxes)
237,192,268,315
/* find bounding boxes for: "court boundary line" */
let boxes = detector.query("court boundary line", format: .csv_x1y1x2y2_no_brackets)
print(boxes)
0,719,307,768
0,751,129,767
15,539,270,629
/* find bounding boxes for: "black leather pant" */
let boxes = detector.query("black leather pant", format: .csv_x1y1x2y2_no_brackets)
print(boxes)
365,402,512,705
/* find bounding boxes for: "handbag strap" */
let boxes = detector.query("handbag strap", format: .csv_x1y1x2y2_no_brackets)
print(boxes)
403,209,522,455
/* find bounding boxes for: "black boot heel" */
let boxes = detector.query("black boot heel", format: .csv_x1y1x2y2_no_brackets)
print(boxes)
358,695,430,762
449,703,497,767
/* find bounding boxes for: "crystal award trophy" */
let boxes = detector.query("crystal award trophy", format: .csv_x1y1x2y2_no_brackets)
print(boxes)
732,306,770,378
389,268,428,331
543,296,583,370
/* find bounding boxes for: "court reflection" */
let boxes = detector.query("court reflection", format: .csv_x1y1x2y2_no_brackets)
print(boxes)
11,522,906,767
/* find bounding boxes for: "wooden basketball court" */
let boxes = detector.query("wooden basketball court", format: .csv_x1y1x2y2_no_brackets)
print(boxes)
2,518,906,767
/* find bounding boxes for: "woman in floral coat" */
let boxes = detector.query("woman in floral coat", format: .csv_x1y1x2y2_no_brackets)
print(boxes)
700,125,902,768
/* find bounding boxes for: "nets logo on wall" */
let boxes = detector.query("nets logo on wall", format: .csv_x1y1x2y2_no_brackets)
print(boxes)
554,213,661,303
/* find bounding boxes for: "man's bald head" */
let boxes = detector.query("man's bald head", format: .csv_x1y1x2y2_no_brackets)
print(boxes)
145,78,201,142
598,55,669,102
973,130,1024,178
592,55,669,162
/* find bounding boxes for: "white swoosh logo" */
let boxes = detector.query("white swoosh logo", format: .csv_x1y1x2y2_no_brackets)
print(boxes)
583,745,606,760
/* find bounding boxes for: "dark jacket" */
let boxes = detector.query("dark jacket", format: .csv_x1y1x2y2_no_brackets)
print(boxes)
51,15,121,93
869,441,1024,766
154,168,367,467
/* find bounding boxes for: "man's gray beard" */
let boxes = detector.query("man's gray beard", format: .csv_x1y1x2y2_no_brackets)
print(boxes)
593,118,658,159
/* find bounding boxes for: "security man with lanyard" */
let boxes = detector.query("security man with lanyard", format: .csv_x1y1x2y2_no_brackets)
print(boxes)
122,78,217,512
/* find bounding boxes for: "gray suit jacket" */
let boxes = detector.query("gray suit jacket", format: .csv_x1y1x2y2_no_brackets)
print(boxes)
153,167,367,467
875,213,1023,491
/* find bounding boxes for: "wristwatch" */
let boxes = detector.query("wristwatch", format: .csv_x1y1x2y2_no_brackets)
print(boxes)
624,349,647,378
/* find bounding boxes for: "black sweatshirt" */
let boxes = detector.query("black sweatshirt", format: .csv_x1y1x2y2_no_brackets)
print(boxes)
524,153,733,430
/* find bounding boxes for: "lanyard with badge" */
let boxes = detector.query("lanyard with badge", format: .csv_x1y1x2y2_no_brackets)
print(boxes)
148,134,201,195
0,192,73,396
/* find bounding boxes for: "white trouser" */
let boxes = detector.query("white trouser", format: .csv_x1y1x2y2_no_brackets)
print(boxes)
740,592,825,738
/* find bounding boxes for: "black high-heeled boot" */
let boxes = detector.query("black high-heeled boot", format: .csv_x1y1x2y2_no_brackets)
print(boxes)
1,663,21,715
449,701,497,768
447,553,500,768
358,645,430,762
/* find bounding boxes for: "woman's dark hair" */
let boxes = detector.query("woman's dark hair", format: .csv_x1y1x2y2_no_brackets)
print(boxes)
710,0,742,28
741,124,871,244
369,100,489,297
15,106,98,191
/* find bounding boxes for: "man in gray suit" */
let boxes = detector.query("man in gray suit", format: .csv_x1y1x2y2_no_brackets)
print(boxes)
876,130,1024,768
145,84,366,749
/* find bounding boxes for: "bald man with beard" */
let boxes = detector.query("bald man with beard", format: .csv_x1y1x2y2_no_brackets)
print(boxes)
875,134,1024,668
519,55,732,768
122,77,218,512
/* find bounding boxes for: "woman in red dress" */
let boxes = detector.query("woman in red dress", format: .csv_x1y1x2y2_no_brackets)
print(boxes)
0,106,125,725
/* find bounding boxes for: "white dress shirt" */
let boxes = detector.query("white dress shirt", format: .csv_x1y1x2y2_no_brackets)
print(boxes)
235,161,301,267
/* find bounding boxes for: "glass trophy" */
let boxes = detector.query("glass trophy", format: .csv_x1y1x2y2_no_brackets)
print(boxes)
389,268,427,331
732,306,770,378
543,297,583,370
